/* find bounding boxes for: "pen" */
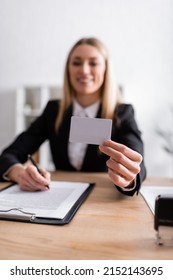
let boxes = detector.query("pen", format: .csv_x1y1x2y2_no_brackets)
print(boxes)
28,154,49,189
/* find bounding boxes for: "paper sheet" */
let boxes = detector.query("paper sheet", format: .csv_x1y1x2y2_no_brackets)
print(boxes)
0,181,90,219
140,185,173,214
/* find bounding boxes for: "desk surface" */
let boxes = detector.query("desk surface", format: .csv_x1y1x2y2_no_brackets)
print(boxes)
0,172,173,260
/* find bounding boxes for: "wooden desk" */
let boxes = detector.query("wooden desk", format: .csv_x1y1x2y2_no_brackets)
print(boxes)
0,172,173,260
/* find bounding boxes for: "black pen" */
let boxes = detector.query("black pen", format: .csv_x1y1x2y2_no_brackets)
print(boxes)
28,154,49,189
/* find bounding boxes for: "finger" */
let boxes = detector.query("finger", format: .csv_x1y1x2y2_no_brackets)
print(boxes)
38,168,51,190
108,168,131,188
100,145,136,172
108,156,141,176
27,166,50,186
20,181,49,191
106,158,137,182
22,166,49,191
40,168,51,182
19,175,48,191
100,140,142,163
20,183,37,192
18,170,39,191
99,143,142,172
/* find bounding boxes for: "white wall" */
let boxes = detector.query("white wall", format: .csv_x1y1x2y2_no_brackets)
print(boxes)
0,0,173,177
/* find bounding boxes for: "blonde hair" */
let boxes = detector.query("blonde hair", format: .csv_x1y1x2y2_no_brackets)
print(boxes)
55,37,122,130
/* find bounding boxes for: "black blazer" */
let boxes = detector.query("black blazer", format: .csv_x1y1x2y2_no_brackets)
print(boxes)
0,100,146,195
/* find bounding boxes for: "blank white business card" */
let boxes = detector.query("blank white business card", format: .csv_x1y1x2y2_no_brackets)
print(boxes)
69,116,112,145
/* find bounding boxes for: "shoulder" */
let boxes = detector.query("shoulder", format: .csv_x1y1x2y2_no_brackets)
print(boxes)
41,99,60,122
114,103,140,132
45,99,60,111
115,103,135,119
43,99,60,114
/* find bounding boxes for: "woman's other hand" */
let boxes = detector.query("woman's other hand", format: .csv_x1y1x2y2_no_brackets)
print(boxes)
7,164,51,191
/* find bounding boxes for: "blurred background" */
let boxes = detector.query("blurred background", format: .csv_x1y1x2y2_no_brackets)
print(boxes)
0,0,173,176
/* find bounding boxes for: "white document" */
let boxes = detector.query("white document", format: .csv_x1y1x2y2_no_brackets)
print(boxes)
0,181,90,220
140,185,173,214
69,116,112,145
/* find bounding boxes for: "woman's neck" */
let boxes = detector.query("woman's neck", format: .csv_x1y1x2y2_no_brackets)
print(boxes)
75,92,100,108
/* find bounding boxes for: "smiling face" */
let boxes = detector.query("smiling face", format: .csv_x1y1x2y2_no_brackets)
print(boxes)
68,44,106,106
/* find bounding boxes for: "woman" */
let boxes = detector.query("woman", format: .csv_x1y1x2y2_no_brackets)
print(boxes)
0,37,146,195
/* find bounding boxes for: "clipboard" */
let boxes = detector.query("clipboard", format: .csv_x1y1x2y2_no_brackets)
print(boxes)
0,181,95,225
